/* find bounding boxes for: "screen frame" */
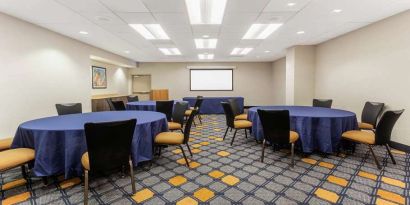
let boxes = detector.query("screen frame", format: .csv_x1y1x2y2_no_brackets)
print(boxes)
189,68,234,91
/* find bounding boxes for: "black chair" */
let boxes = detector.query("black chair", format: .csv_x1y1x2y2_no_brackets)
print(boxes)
55,103,82,115
156,100,174,121
154,110,198,167
227,98,247,121
185,97,204,125
168,102,188,132
107,99,126,111
342,110,404,169
358,102,384,130
81,119,137,205
257,110,299,167
313,99,333,108
127,95,139,102
221,102,252,146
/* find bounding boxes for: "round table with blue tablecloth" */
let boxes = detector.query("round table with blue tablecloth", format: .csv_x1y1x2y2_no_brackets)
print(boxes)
12,111,168,178
248,106,358,153
126,100,188,111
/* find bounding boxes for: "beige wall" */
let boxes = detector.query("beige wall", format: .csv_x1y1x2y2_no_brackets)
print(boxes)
271,58,286,105
91,60,131,96
315,11,410,145
130,62,275,106
0,12,134,139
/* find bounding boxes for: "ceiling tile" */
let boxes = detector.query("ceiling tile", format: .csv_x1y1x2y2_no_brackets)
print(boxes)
225,0,271,13
116,12,156,24
99,0,149,12
141,0,186,12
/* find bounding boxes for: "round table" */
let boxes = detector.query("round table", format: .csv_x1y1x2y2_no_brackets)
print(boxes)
126,100,188,111
12,111,168,178
248,106,357,153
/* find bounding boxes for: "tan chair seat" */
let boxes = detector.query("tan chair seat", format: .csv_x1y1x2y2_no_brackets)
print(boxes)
358,122,374,130
234,114,248,121
0,137,13,151
168,122,182,130
290,131,299,143
0,148,35,171
184,110,193,116
234,120,252,129
342,130,375,145
155,132,184,145
81,152,90,170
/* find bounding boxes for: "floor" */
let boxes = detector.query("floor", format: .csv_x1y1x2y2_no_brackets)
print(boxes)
1,115,409,205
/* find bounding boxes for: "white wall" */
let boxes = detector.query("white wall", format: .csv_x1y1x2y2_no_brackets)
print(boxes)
0,12,134,139
271,58,286,105
294,46,316,106
130,62,275,106
315,10,410,145
91,60,130,96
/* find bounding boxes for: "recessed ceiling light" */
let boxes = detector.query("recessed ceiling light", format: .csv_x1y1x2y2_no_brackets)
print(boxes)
332,9,342,13
124,50,130,54
129,24,170,40
242,24,283,39
185,0,227,24
202,35,210,38
195,39,218,49
287,2,296,6
230,48,253,56
198,53,214,60
264,50,271,53
297,31,305,34
79,31,88,35
159,48,182,56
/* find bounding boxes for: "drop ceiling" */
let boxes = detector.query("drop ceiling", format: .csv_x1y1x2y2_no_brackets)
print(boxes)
0,0,409,62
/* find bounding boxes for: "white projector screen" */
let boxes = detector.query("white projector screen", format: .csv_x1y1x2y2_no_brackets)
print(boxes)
190,69,233,91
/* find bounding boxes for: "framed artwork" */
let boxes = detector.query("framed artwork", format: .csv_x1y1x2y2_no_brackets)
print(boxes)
92,66,107,89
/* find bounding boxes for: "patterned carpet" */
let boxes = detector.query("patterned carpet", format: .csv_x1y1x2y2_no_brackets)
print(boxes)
1,114,409,205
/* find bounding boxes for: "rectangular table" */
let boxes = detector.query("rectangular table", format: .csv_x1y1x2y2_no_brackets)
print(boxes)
183,97,244,114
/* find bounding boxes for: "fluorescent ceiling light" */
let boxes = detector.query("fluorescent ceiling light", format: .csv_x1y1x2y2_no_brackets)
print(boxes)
79,31,88,35
242,24,283,39
159,48,181,55
195,38,218,49
198,53,214,60
230,48,253,55
129,24,170,40
185,0,227,24
297,31,305,34
264,50,271,53
332,9,342,13
287,3,296,6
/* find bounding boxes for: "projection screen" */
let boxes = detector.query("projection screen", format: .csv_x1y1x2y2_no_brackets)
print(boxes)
190,69,233,91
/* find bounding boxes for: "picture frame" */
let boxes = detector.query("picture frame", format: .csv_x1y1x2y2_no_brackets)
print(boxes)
92,66,107,89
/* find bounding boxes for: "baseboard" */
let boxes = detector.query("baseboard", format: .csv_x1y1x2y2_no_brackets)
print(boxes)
390,141,410,153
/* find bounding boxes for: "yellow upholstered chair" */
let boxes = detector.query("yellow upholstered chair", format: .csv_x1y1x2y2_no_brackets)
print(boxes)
0,148,35,198
227,98,248,121
257,110,299,167
0,137,13,151
184,96,203,125
342,110,404,170
155,110,197,167
358,102,384,130
221,102,252,146
168,102,188,132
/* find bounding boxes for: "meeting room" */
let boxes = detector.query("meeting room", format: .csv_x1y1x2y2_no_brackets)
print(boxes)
0,0,409,204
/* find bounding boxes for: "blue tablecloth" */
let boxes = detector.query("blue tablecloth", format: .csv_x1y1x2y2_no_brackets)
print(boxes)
248,106,357,153
183,97,244,114
126,101,188,111
12,111,168,178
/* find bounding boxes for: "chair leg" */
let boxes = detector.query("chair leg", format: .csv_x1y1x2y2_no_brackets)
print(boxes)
21,165,31,190
291,143,295,168
244,129,247,138
186,143,193,157
198,114,202,124
385,144,396,164
230,129,238,146
129,158,136,193
180,128,184,134
368,145,382,170
179,145,190,167
261,140,266,162
84,170,89,205
223,127,229,140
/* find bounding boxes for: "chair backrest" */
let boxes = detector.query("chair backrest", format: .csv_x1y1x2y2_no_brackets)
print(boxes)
227,98,241,116
156,100,174,121
257,109,291,144
173,101,188,126
313,99,333,108
55,103,82,115
193,96,204,109
361,101,384,127
221,102,235,128
127,95,139,102
375,110,404,145
84,119,136,174
110,99,126,111
183,109,197,144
